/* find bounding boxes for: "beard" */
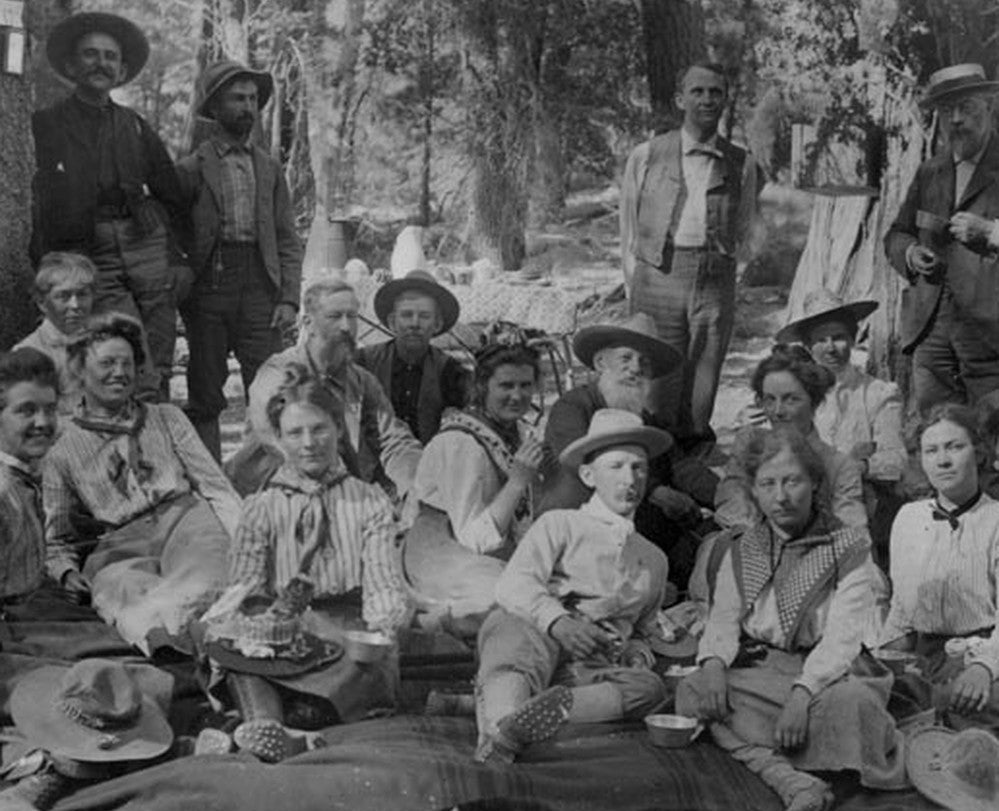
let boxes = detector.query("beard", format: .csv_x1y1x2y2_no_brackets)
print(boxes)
597,374,651,415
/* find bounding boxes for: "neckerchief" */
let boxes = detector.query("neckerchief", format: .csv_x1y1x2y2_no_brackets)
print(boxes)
439,408,532,524
72,401,154,498
265,463,349,577
931,490,982,530
731,516,870,649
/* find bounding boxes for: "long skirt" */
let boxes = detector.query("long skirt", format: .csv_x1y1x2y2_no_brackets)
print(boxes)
84,492,230,653
677,648,907,790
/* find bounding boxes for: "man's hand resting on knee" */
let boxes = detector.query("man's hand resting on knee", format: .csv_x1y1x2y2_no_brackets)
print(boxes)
550,615,613,659
61,571,91,604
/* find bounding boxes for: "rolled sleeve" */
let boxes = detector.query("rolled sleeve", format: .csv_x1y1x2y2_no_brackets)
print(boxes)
619,142,649,293
361,489,411,632
365,375,422,495
696,550,742,667
866,382,907,482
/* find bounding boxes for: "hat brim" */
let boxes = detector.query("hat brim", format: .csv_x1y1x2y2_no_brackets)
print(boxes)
11,666,173,763
559,426,673,470
906,726,997,811
922,80,999,108
573,325,681,378
373,277,460,335
47,13,150,86
775,300,879,345
207,633,343,678
197,70,275,118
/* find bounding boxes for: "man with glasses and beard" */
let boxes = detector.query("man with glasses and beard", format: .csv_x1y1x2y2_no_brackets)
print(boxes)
539,314,718,586
31,12,185,402
234,279,423,501
886,63,999,412
177,60,302,460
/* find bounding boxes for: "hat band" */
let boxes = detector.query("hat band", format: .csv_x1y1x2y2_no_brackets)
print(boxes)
929,76,993,101
58,697,140,731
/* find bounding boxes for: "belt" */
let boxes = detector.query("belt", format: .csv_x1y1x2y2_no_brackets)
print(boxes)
94,204,132,221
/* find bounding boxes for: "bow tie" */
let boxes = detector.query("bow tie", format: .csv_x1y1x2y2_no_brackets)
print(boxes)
931,491,982,530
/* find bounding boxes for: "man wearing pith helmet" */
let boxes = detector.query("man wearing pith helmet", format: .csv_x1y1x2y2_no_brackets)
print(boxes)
177,60,303,460
32,12,185,402
886,63,999,412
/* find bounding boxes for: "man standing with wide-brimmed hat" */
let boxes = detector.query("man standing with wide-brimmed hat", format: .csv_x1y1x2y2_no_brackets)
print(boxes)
32,12,185,402
176,60,302,460
355,269,468,443
886,63,999,412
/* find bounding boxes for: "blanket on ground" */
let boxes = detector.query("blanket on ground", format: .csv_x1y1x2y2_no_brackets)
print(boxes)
51,717,936,811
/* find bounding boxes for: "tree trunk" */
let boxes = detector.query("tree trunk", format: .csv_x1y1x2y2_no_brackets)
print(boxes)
418,0,434,227
639,0,705,132
1,0,74,348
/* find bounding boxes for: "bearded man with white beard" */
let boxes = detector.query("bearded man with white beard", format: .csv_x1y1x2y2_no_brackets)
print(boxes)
540,313,719,586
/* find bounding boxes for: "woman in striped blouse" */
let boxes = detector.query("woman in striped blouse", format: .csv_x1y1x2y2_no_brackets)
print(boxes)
212,366,411,759
880,403,999,731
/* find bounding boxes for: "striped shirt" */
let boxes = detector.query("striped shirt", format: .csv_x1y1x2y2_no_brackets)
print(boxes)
228,464,411,633
14,319,81,415
882,494,999,678
213,136,256,243
0,451,45,599
43,402,242,582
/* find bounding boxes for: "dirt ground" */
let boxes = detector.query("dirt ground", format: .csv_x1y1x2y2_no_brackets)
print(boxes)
172,182,808,460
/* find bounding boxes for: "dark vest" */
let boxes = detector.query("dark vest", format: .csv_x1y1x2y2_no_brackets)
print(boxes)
357,341,450,443
634,130,747,268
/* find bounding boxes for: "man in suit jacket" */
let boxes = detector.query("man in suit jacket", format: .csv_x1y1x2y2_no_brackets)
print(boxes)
177,60,302,460
620,62,759,451
886,63,999,412
355,270,468,443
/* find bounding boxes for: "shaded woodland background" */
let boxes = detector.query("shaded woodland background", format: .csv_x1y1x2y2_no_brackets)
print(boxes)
4,0,999,385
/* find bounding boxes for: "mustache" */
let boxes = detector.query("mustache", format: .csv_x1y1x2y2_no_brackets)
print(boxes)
88,67,117,79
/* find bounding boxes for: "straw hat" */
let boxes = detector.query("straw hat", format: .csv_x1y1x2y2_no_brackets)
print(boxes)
373,269,460,335
196,59,274,118
46,12,149,86
560,409,672,470
907,726,999,811
922,64,999,108
775,288,878,345
573,313,681,378
10,659,173,763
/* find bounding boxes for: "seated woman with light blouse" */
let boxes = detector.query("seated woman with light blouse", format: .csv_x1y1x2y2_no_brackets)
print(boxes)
403,343,545,634
679,427,905,811
880,403,999,732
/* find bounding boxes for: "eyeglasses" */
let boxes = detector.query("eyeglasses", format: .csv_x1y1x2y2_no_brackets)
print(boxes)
937,97,988,118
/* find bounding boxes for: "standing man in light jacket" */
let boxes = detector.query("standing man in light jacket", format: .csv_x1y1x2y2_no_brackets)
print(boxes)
177,60,302,460
620,62,760,452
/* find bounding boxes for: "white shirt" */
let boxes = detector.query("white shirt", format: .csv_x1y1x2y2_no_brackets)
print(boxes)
672,129,722,247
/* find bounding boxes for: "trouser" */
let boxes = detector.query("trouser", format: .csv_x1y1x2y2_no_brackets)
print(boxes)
83,492,230,653
182,243,281,460
90,218,178,401
630,247,736,441
912,288,999,413
476,608,666,733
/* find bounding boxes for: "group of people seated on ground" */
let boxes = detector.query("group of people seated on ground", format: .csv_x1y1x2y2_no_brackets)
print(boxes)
3,248,999,811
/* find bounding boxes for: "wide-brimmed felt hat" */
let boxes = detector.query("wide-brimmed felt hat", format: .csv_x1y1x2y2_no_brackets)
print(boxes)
205,590,343,678
775,288,878,345
922,63,999,108
197,59,274,118
373,269,460,335
560,408,673,470
10,660,173,763
907,726,999,811
46,12,150,86
573,313,681,378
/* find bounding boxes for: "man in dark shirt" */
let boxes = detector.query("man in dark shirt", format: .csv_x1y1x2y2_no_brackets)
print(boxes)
176,60,302,460
32,12,185,401
356,270,468,443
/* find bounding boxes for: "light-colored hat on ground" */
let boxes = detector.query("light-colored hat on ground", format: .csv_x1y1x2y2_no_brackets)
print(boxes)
775,288,878,345
922,63,999,108
906,726,999,811
560,408,673,470
197,59,274,118
573,312,681,378
10,659,173,763
374,269,460,335
47,12,149,86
